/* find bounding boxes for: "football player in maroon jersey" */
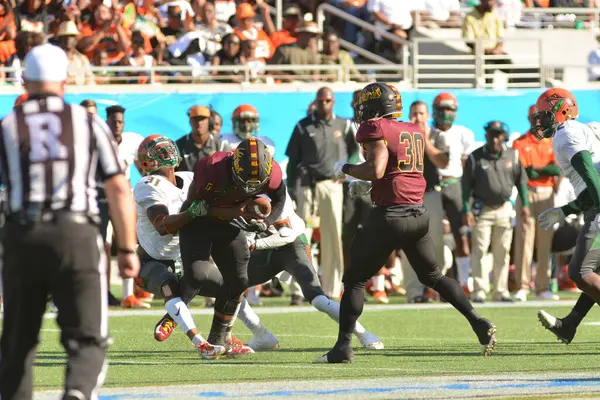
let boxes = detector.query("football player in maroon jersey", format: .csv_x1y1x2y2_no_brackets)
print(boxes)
181,137,287,358
314,83,497,364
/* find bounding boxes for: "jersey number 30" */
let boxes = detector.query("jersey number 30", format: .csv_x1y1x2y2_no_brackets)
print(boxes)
397,132,424,173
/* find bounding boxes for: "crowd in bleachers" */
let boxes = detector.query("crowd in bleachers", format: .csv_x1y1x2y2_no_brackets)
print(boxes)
0,0,598,85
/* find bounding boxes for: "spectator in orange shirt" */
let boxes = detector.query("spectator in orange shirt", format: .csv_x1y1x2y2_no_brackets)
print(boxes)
512,105,562,302
234,2,273,60
270,5,300,50
0,0,16,65
78,4,132,65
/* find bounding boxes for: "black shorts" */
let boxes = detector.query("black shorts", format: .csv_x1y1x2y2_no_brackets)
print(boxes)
343,204,442,288
248,234,324,302
568,208,600,281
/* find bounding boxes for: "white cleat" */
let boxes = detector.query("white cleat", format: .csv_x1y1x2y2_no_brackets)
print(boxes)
357,331,384,350
248,330,279,351
512,289,528,302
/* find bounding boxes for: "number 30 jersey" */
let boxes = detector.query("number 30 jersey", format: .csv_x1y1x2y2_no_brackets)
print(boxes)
133,171,194,260
356,119,426,206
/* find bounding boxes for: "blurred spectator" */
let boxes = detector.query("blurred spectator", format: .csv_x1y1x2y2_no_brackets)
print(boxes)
587,34,600,81
512,105,561,301
157,0,195,32
92,49,116,83
161,4,191,37
209,108,222,137
268,20,321,82
462,121,529,303
462,0,504,56
0,30,43,85
81,0,102,25
195,1,232,57
0,0,16,65
14,0,53,33
367,0,412,60
234,2,273,60
240,39,266,81
56,20,95,85
131,0,167,49
269,5,300,49
119,30,157,84
214,0,236,24
328,0,367,43
497,0,522,28
80,99,98,114
233,0,275,35
321,31,360,81
211,32,242,81
78,4,132,65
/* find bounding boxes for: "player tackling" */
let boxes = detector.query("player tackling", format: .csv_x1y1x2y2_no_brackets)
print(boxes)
314,83,497,363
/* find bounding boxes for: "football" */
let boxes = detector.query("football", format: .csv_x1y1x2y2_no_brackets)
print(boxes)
245,196,271,217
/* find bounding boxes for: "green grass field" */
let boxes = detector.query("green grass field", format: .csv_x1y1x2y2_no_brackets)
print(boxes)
25,292,600,392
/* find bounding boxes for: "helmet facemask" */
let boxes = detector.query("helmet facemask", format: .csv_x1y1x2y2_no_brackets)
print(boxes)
433,105,457,127
138,137,181,175
532,110,558,140
233,117,259,140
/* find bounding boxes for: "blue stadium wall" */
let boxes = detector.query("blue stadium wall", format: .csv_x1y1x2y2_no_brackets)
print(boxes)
1,89,599,184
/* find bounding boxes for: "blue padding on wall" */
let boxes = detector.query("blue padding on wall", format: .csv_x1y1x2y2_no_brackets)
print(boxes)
2,89,599,185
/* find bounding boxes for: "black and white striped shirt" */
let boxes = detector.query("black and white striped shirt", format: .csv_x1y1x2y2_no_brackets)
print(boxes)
0,95,123,215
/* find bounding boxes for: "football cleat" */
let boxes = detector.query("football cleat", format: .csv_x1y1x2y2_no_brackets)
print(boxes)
225,336,255,357
313,345,354,364
121,295,151,309
537,310,576,344
356,331,384,350
197,342,227,360
248,330,279,351
473,318,497,356
134,285,154,301
373,290,389,304
154,314,177,342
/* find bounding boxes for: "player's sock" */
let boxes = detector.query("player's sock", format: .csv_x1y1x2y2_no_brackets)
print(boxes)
455,257,470,286
311,294,369,335
336,282,367,345
433,276,480,325
372,275,385,292
165,297,199,336
563,293,595,327
191,335,206,346
237,297,266,335
208,295,242,345
123,278,134,298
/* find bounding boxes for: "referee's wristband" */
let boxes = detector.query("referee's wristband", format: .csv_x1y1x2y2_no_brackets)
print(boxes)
341,163,352,175
118,248,136,255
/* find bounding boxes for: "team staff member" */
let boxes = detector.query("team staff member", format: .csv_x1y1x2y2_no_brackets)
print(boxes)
512,105,562,302
175,105,230,172
0,44,139,400
462,121,530,302
315,83,496,364
286,86,358,300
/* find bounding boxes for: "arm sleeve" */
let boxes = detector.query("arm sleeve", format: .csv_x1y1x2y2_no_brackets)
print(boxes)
254,230,297,250
570,150,600,213
561,190,593,216
265,179,286,225
461,154,474,212
514,151,530,207
537,164,562,177
91,114,123,180
526,167,540,180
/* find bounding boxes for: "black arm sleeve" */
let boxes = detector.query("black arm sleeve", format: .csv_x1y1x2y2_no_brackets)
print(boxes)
265,180,287,225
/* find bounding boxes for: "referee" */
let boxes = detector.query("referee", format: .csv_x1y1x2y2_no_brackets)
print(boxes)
0,44,139,400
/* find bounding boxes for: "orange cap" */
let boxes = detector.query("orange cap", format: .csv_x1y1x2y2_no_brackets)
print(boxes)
236,3,256,20
188,105,211,118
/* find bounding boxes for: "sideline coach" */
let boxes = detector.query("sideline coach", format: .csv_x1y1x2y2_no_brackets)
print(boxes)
0,44,139,400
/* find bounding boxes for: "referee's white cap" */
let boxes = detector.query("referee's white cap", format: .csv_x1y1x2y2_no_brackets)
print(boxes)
23,43,68,82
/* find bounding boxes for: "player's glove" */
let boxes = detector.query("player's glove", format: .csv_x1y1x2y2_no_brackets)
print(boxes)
332,161,347,180
230,216,268,232
349,180,372,198
538,207,565,230
187,200,209,218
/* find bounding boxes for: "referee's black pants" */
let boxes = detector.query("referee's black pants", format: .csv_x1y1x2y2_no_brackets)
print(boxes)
0,218,109,400
179,216,249,345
